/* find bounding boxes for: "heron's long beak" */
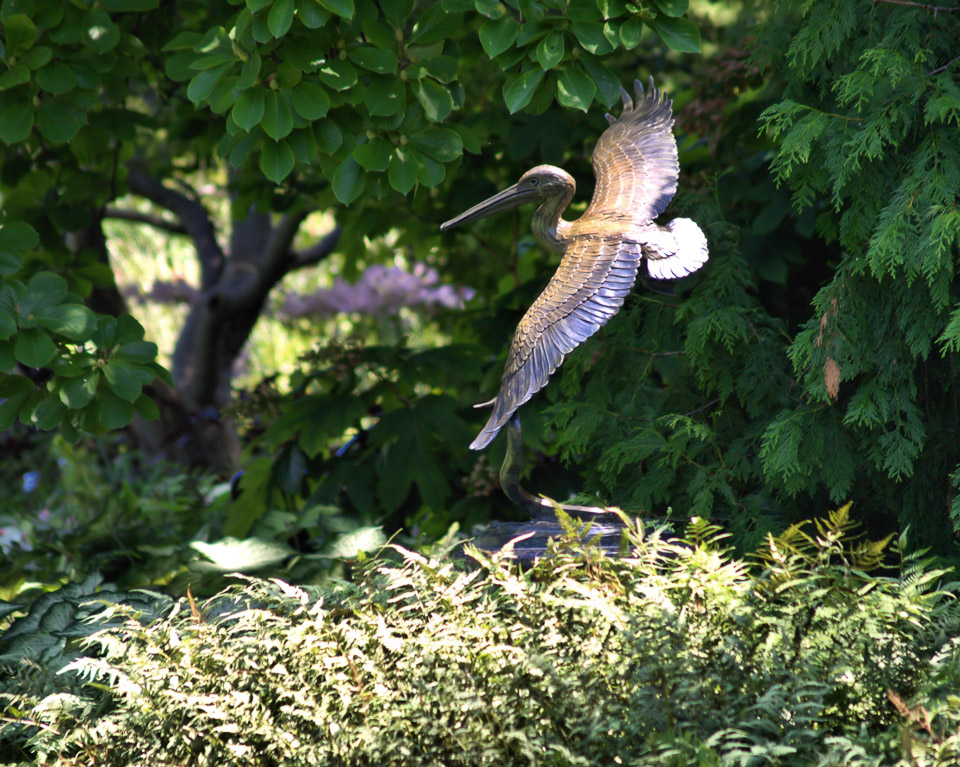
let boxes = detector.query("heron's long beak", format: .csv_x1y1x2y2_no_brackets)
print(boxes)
441,183,540,230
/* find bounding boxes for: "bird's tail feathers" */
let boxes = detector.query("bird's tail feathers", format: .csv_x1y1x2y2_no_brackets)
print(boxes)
645,218,709,280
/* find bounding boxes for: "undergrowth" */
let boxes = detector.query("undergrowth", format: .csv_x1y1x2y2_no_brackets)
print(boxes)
3,506,960,765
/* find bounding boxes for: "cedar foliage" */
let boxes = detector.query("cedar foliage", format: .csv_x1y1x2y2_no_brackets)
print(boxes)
4,510,960,765
547,0,960,550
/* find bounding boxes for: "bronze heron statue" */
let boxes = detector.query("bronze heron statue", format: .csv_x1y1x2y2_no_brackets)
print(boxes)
442,78,708,517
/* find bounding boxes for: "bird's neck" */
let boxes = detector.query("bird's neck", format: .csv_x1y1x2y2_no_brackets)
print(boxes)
531,185,574,254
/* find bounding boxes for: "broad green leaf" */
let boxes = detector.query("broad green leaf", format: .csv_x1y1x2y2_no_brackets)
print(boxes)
103,360,143,402
188,63,232,104
332,156,364,204
0,375,34,430
0,313,14,341
262,89,294,139
536,31,564,70
571,21,613,55
0,250,21,275
409,3,462,44
32,396,66,430
649,15,700,52
268,0,295,37
260,139,295,183
14,328,57,368
21,45,53,71
315,119,342,153
35,62,78,95
388,147,420,194
60,372,100,409
191,537,292,572
290,81,330,120
0,63,30,90
581,56,621,107
419,55,458,83
417,154,445,186
353,137,393,171
4,14,37,56
247,0,273,10
364,76,405,117
557,64,596,112
652,0,688,16
238,52,262,89
318,0,354,19
134,392,160,420
619,17,642,49
288,127,318,162
502,68,544,113
82,10,121,54
232,87,266,131
0,340,14,371
381,0,413,29
21,272,68,316
296,0,330,28
0,222,39,252
412,79,452,122
94,390,136,429
116,341,159,363
317,60,358,91
34,304,95,340
478,16,519,58
37,100,82,144
0,101,34,144
410,127,462,162
349,46,398,74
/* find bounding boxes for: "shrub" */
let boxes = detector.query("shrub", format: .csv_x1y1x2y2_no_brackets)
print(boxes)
4,508,960,766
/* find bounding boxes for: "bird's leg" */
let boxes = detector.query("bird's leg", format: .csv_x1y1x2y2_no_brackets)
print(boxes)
499,414,624,521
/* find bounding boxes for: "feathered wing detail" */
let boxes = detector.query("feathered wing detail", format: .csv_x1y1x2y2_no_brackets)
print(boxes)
586,77,679,224
643,218,709,279
470,237,642,450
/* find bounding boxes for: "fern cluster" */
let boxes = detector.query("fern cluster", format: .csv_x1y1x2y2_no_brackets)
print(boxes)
4,510,960,765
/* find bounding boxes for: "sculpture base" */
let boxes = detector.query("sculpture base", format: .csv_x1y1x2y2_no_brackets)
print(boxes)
467,510,633,566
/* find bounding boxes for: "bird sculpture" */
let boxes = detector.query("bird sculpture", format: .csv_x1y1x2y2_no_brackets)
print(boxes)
442,78,708,515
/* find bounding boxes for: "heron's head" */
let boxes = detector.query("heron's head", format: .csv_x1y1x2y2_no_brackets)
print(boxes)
441,165,574,230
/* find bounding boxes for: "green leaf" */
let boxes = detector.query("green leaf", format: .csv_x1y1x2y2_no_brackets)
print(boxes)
410,4,462,44
388,147,420,194
260,139,295,183
4,14,37,56
21,272,68,316
288,127,318,163
479,17,519,58
571,21,613,55
134,392,160,420
557,64,596,112
238,53,262,90
417,154,445,186
353,137,393,172
268,0,295,37
262,89,294,139
37,100,82,144
296,0,330,28
102,0,161,9
0,375,34,431
364,76,405,117
0,221,38,273
332,156,364,204
14,328,57,368
0,101,34,144
34,304,96,340
32,396,66,430
21,45,53,70
619,17,642,49
410,127,462,162
315,119,342,153
0,313,15,341
318,0,354,19
60,372,100,409
232,87,266,131
412,79,452,122
581,56,621,107
187,63,232,104
290,81,330,120
0,340,14,371
82,10,121,54
648,15,700,53
94,390,136,429
116,341,159,363
35,62,78,95
381,0,413,29
247,0,273,10
191,537,292,573
103,360,143,402
502,68,544,113
536,31,564,70
317,60,358,91
652,0,688,16
349,45,398,74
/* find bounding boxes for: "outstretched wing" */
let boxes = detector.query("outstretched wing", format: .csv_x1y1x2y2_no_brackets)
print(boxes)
585,77,678,224
470,235,642,450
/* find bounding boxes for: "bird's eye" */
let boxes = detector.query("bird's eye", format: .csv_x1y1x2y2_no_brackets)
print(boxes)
529,178,539,186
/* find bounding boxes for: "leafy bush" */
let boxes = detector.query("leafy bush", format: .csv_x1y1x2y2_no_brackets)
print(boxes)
5,508,960,765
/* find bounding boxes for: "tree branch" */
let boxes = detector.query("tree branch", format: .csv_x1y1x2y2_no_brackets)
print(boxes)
104,206,188,235
873,0,960,10
290,225,342,270
125,163,226,287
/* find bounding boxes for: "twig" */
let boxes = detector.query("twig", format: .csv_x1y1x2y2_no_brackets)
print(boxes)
930,53,960,75
290,225,343,269
874,0,960,10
